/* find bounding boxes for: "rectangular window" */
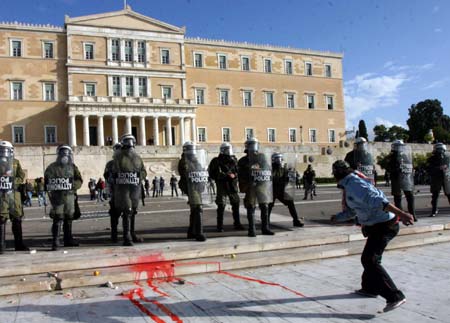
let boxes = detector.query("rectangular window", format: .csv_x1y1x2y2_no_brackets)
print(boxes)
305,62,312,76
245,128,254,140
125,76,134,96
241,56,250,71
43,42,54,59
328,129,336,143
264,58,272,73
44,83,55,101
243,91,252,107
45,126,57,144
138,77,147,97
285,60,293,74
111,39,120,61
267,128,276,143
218,54,227,69
137,41,146,63
85,83,96,97
222,128,231,142
13,126,24,144
326,95,334,110
12,82,23,100
194,53,203,67
325,64,332,77
11,40,22,57
124,40,133,62
195,88,205,105
161,49,170,64
220,90,229,106
309,129,317,143
265,92,274,108
112,76,121,96
289,128,297,143
287,93,295,108
307,94,315,109
84,43,94,60
197,127,206,142
162,86,172,99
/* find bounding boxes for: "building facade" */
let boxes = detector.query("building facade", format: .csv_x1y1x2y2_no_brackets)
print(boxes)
0,7,345,148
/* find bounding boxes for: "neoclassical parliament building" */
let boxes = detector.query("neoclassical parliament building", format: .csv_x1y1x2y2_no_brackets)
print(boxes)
0,6,345,149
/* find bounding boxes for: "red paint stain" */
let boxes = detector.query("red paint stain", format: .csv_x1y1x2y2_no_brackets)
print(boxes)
122,288,166,323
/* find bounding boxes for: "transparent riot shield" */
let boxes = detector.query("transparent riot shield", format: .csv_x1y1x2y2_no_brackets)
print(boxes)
45,163,75,216
0,155,14,216
398,145,414,192
283,154,298,201
354,146,375,182
186,149,209,205
442,152,450,194
249,151,273,204
113,149,142,210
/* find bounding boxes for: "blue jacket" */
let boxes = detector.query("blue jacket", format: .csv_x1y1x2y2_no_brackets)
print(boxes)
335,173,395,226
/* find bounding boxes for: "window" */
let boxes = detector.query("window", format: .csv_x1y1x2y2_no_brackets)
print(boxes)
326,95,334,110
11,82,23,100
220,90,229,106
161,49,170,64
264,58,272,73
124,40,133,62
305,62,312,76
111,39,120,61
125,76,134,96
243,91,252,107
218,54,227,69
137,41,146,63
44,83,55,101
197,127,206,142
138,77,147,97
265,92,274,108
112,76,121,96
43,42,54,59
245,128,254,140
285,60,293,74
307,94,315,109
267,128,276,143
11,40,22,57
309,129,317,143
222,128,231,142
45,126,57,144
12,126,24,144
241,56,250,71
328,129,336,143
195,88,205,105
162,86,172,99
289,128,297,143
194,53,203,67
325,64,332,77
287,93,295,108
85,83,96,97
84,43,94,60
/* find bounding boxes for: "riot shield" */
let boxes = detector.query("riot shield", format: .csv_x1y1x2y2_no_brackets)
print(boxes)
442,152,450,194
45,163,75,216
283,154,297,201
186,149,209,205
249,152,273,204
398,145,414,191
354,146,375,182
0,155,14,215
113,149,142,210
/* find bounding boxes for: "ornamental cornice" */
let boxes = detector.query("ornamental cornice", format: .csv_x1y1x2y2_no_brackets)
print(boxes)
67,103,197,117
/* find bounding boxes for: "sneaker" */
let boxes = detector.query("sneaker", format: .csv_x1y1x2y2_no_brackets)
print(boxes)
429,213,437,217
383,297,406,312
354,289,378,298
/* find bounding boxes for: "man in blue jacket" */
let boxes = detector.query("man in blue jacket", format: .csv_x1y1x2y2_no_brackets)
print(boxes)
331,160,414,313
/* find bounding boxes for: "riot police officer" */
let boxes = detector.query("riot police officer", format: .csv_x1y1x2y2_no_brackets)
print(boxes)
344,137,375,183
237,137,274,237
178,141,207,241
387,140,417,221
111,134,147,246
269,152,304,227
44,145,83,251
427,143,450,217
208,143,244,232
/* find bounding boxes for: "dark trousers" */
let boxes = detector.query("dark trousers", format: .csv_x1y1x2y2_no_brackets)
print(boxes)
431,191,450,214
171,185,178,197
393,190,415,216
361,218,404,303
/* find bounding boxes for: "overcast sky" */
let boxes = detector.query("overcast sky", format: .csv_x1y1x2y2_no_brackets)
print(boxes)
1,0,449,136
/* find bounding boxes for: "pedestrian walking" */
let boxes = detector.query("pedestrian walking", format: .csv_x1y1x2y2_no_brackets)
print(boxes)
152,176,160,197
170,174,179,197
144,178,150,197
88,178,96,200
35,177,47,207
96,178,105,202
24,180,33,207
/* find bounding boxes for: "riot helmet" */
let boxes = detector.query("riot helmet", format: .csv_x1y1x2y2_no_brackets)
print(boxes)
219,142,233,156
354,137,367,152
244,137,259,154
113,142,122,151
332,160,351,181
271,152,283,166
56,144,73,166
120,134,136,148
391,139,405,152
0,140,13,159
183,141,196,155
433,142,447,154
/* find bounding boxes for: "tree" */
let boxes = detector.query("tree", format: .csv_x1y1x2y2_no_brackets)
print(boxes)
373,125,389,142
373,124,409,142
358,120,368,141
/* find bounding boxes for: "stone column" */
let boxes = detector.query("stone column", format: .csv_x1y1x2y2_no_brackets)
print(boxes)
112,116,118,144
191,117,196,144
139,116,146,146
179,117,185,145
68,115,77,147
153,117,159,146
83,115,90,146
166,116,172,146
97,116,104,146
125,116,132,135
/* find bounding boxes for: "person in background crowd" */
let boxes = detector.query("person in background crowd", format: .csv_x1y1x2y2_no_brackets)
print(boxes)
303,165,316,200
96,177,105,202
36,177,47,207
144,178,150,197
88,178,96,200
24,180,34,207
160,176,165,197
170,174,179,197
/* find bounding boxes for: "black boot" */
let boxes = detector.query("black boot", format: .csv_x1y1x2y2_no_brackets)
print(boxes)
130,210,143,243
194,206,206,242
405,191,417,222
110,213,118,243
122,211,133,246
12,218,29,251
216,205,225,232
51,219,62,251
247,207,256,237
287,201,304,227
232,204,245,230
393,195,402,210
260,204,275,235
63,219,79,247
430,192,439,217
187,211,195,239
0,219,6,254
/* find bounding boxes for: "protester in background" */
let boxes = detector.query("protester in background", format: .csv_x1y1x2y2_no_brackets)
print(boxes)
144,178,150,197
88,178,96,200
24,180,33,207
96,177,105,202
170,174,179,197
302,165,316,200
160,176,165,197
